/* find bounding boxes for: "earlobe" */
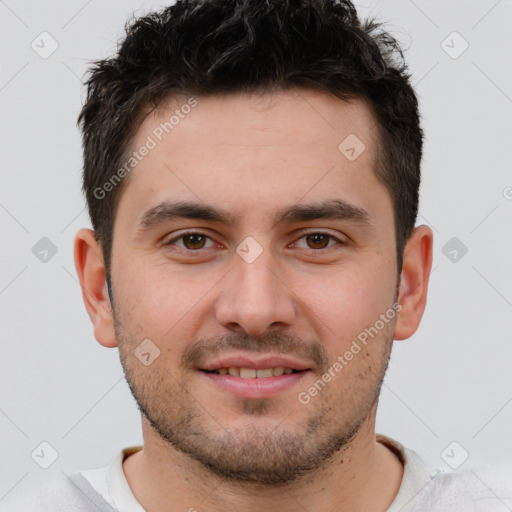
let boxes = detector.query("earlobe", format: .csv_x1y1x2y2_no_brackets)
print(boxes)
73,228,117,348
393,225,434,341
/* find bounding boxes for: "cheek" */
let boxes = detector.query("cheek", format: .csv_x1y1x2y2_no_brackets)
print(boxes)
115,259,217,339
114,245,396,345
297,262,396,332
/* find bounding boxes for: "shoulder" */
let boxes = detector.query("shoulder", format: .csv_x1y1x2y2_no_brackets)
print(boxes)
415,464,512,511
376,434,512,512
0,472,98,512
0,447,141,512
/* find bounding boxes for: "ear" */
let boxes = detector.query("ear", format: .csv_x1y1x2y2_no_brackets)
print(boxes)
394,225,434,340
74,228,117,348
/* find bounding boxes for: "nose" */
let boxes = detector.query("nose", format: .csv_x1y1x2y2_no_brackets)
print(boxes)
214,244,297,336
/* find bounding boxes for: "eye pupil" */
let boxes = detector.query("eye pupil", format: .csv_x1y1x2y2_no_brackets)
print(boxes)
184,234,206,249
307,233,329,249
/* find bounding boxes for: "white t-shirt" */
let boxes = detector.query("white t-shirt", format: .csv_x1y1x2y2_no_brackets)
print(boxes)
2,435,511,511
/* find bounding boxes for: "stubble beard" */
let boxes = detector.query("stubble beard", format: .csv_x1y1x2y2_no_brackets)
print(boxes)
113,314,394,485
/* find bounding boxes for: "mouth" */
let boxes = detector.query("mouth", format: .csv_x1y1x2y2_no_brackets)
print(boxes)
197,354,313,399
201,367,306,378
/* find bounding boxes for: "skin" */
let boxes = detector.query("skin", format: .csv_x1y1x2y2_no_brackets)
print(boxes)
74,88,433,512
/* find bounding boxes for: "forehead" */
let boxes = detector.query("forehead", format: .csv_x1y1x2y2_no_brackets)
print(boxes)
115,88,389,230
147,88,379,156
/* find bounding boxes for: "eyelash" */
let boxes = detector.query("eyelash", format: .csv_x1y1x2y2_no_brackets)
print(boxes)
163,230,346,253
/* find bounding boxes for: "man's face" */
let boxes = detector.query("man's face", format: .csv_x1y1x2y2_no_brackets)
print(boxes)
109,89,399,484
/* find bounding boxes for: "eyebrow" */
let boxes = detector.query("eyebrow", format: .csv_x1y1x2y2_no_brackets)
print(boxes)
136,198,371,233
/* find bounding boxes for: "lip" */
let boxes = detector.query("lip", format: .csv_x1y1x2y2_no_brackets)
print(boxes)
198,353,312,372
200,370,310,399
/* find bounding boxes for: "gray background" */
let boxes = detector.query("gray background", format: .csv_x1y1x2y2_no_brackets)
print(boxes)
1,0,511,499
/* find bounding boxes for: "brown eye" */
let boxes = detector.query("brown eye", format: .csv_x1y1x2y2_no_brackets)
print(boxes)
180,233,208,250
305,233,331,249
291,231,346,252
164,232,214,251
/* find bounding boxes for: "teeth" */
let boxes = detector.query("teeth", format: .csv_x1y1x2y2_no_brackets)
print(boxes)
240,368,257,378
256,368,274,378
215,367,298,378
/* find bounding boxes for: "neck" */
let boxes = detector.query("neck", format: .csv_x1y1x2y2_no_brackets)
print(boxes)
123,406,404,512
